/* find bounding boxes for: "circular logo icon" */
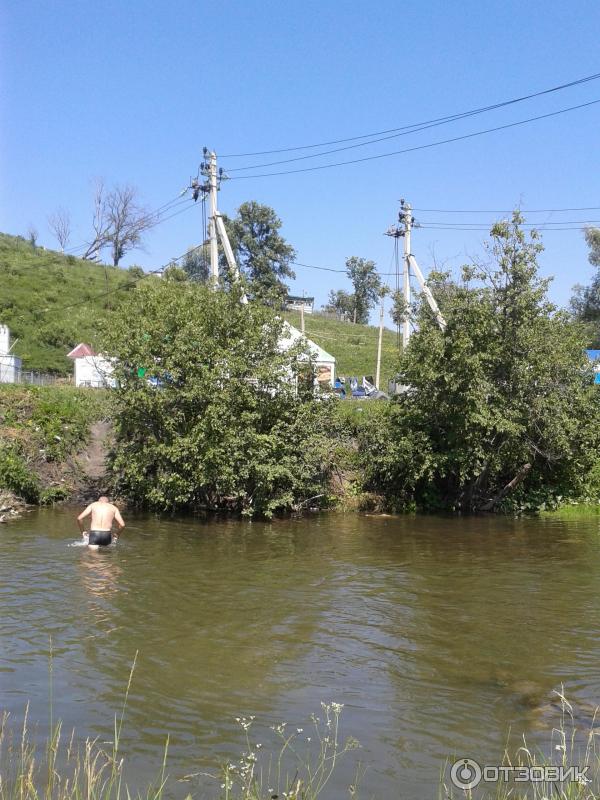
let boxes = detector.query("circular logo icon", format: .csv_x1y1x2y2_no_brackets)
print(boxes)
450,758,482,790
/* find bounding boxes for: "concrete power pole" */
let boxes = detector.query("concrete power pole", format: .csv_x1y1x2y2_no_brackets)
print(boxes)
197,149,247,303
208,151,220,286
385,200,446,347
375,294,385,390
401,202,412,349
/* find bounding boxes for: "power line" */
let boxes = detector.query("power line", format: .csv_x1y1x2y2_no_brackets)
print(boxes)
225,79,600,172
63,193,191,256
226,98,600,180
221,70,600,158
412,206,600,214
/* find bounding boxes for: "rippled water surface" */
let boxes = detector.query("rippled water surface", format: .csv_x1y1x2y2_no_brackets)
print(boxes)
2,508,600,797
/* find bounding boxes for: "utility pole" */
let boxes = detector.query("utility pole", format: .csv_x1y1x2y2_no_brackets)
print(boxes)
193,149,247,303
385,199,446,348
401,202,412,349
375,294,385,390
208,151,219,286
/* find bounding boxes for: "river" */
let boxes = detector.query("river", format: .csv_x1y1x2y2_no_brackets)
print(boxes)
1,507,600,797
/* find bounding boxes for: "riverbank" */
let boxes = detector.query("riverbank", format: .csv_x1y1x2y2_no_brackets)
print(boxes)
0,384,112,518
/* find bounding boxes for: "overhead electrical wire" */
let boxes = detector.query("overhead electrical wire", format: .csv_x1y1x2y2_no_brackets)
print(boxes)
225,98,600,180
63,193,192,257
225,76,600,172
412,206,600,214
221,70,600,158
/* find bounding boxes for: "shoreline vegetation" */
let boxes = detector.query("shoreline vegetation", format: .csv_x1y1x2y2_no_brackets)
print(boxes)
1,380,600,522
2,216,600,519
3,680,600,799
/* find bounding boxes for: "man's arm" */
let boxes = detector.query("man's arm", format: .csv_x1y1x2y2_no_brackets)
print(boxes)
114,508,125,534
77,505,92,534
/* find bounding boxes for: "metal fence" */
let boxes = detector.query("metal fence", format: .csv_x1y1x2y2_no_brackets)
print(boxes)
2,369,74,387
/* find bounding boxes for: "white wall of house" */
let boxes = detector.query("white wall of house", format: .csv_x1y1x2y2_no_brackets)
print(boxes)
0,324,22,384
0,356,21,384
73,355,116,388
280,322,336,386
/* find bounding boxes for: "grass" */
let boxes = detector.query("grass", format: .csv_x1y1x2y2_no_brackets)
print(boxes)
284,310,400,387
539,502,600,519
0,654,360,800
0,233,136,373
0,232,402,382
0,384,111,503
442,690,600,800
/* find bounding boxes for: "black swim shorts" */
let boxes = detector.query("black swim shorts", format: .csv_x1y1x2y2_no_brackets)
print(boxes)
88,530,112,546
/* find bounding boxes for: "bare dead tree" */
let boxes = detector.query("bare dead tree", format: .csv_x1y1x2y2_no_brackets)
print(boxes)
82,179,112,261
27,224,38,247
80,180,158,265
47,207,72,251
105,185,158,266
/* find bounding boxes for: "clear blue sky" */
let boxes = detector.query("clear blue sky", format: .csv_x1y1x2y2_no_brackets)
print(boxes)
2,0,600,322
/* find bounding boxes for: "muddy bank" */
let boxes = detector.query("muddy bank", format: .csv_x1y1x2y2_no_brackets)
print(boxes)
0,491,26,523
0,385,112,514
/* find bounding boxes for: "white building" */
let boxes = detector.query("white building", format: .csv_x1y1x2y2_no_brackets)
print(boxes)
0,325,22,384
285,295,315,314
67,343,116,388
280,322,336,387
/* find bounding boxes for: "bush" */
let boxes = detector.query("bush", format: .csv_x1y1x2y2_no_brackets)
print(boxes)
361,215,600,513
0,445,40,503
100,280,337,517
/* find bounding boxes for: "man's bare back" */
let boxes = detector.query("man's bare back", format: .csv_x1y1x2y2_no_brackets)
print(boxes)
77,496,125,548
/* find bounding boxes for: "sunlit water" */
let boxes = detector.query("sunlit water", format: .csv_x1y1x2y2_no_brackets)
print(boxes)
2,508,600,797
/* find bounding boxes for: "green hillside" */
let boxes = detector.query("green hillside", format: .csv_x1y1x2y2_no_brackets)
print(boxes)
0,233,134,373
284,310,400,385
0,233,401,382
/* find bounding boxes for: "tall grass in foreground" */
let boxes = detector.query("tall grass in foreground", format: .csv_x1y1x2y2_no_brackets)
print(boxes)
442,690,600,800
0,651,360,800
0,654,169,800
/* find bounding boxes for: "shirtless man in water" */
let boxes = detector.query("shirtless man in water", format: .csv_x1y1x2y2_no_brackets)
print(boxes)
77,496,125,549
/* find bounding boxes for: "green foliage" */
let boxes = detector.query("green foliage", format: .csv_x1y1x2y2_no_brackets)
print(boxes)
0,445,40,503
345,256,381,324
100,279,335,517
362,213,600,513
323,289,355,322
0,385,111,504
0,233,134,372
284,310,398,384
222,201,296,302
0,384,110,462
570,227,600,346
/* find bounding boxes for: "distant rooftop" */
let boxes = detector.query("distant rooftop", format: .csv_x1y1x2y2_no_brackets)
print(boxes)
67,343,96,359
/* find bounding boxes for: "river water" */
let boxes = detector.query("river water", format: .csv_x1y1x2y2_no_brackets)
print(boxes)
1,507,600,797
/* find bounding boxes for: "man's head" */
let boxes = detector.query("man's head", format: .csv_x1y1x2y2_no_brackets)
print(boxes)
98,495,109,503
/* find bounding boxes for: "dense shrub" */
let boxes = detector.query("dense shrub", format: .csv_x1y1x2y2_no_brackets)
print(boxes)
100,279,337,517
361,215,600,513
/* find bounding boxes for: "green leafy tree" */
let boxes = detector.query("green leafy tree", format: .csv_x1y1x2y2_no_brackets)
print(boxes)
222,201,296,302
323,289,355,321
99,281,334,517
570,227,600,345
345,256,380,324
363,213,600,513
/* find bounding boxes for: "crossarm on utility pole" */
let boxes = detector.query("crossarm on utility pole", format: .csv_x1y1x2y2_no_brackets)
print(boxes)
409,255,447,331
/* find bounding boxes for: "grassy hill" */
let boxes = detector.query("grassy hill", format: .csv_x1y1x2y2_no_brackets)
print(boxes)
284,310,400,385
0,233,134,373
0,233,401,382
